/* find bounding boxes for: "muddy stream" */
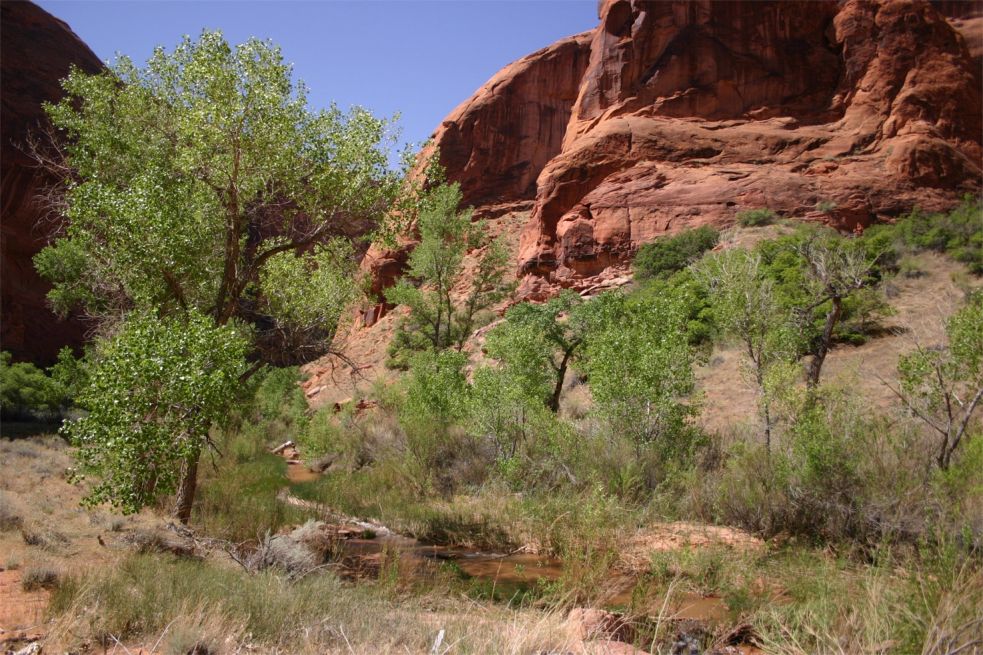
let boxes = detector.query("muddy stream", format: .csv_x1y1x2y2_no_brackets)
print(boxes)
280,444,728,622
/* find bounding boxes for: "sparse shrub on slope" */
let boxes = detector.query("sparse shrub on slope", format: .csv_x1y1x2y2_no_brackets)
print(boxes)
736,208,777,227
633,225,720,280
894,196,983,274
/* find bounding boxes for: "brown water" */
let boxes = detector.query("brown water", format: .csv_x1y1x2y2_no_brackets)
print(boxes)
280,452,728,621
327,531,726,620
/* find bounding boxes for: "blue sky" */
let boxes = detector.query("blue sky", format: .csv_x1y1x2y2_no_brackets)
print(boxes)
37,1,598,154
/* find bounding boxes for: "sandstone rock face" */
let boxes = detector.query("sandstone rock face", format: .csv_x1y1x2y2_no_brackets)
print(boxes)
435,31,594,208
360,1,980,304
933,0,983,67
1,1,101,364
518,0,981,284
359,31,592,307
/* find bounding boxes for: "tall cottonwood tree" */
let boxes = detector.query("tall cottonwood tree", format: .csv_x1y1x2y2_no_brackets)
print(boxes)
385,183,512,366
34,31,419,521
697,249,799,452
484,290,590,413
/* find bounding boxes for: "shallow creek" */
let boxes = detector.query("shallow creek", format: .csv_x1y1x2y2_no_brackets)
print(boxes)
281,446,728,622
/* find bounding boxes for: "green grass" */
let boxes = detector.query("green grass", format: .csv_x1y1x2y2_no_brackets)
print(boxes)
194,436,312,542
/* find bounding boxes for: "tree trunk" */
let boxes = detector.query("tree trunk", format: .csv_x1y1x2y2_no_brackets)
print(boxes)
806,296,842,387
173,453,200,524
547,348,574,413
762,399,773,455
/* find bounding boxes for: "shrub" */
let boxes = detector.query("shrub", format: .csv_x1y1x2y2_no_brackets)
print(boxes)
0,352,68,419
22,564,60,590
249,366,309,442
398,350,473,494
578,290,701,486
736,208,777,227
194,451,303,542
633,226,720,280
0,491,23,531
633,270,715,346
894,196,982,274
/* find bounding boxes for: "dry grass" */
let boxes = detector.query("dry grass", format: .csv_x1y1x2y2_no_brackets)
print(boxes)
0,434,171,638
46,551,577,655
21,563,60,591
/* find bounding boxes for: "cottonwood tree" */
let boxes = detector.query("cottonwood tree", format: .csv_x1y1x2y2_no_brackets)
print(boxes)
697,249,799,452
578,291,697,467
385,183,512,366
67,312,248,515
796,233,877,387
892,293,983,470
483,290,589,412
33,31,419,521
756,228,882,388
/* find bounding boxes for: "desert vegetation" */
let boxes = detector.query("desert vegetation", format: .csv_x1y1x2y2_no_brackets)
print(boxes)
1,26,981,655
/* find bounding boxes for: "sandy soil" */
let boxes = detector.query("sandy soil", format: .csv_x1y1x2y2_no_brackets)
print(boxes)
0,435,165,651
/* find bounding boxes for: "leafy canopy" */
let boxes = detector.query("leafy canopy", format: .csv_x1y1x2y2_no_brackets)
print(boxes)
578,290,697,458
483,290,589,411
0,352,69,419
386,183,511,365
633,226,720,280
35,31,418,516
67,311,248,513
37,30,407,350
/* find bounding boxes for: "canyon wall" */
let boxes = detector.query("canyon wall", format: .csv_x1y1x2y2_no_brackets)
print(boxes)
1,1,102,364
364,0,981,302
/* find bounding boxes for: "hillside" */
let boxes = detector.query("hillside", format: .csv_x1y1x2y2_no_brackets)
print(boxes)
306,0,982,406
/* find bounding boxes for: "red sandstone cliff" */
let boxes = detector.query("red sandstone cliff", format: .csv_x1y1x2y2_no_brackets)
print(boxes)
1,1,102,364
518,0,981,286
362,0,981,302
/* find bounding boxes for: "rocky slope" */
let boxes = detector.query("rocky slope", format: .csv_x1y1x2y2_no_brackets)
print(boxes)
311,0,981,403
364,0,981,302
1,1,102,364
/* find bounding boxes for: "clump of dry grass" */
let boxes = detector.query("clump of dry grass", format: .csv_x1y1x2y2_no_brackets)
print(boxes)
20,524,70,550
246,527,320,578
0,490,24,531
22,563,60,590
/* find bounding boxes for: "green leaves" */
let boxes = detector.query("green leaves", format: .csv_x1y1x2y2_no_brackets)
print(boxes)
66,311,248,513
0,352,69,419
258,238,360,361
633,226,720,280
386,183,513,362
36,30,421,518
40,30,403,347
577,290,697,456
484,290,587,411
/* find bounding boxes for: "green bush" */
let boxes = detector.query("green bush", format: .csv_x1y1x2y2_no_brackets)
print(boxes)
633,226,720,280
0,352,69,419
736,208,777,227
194,451,304,542
249,366,309,443
634,269,715,346
894,196,982,274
